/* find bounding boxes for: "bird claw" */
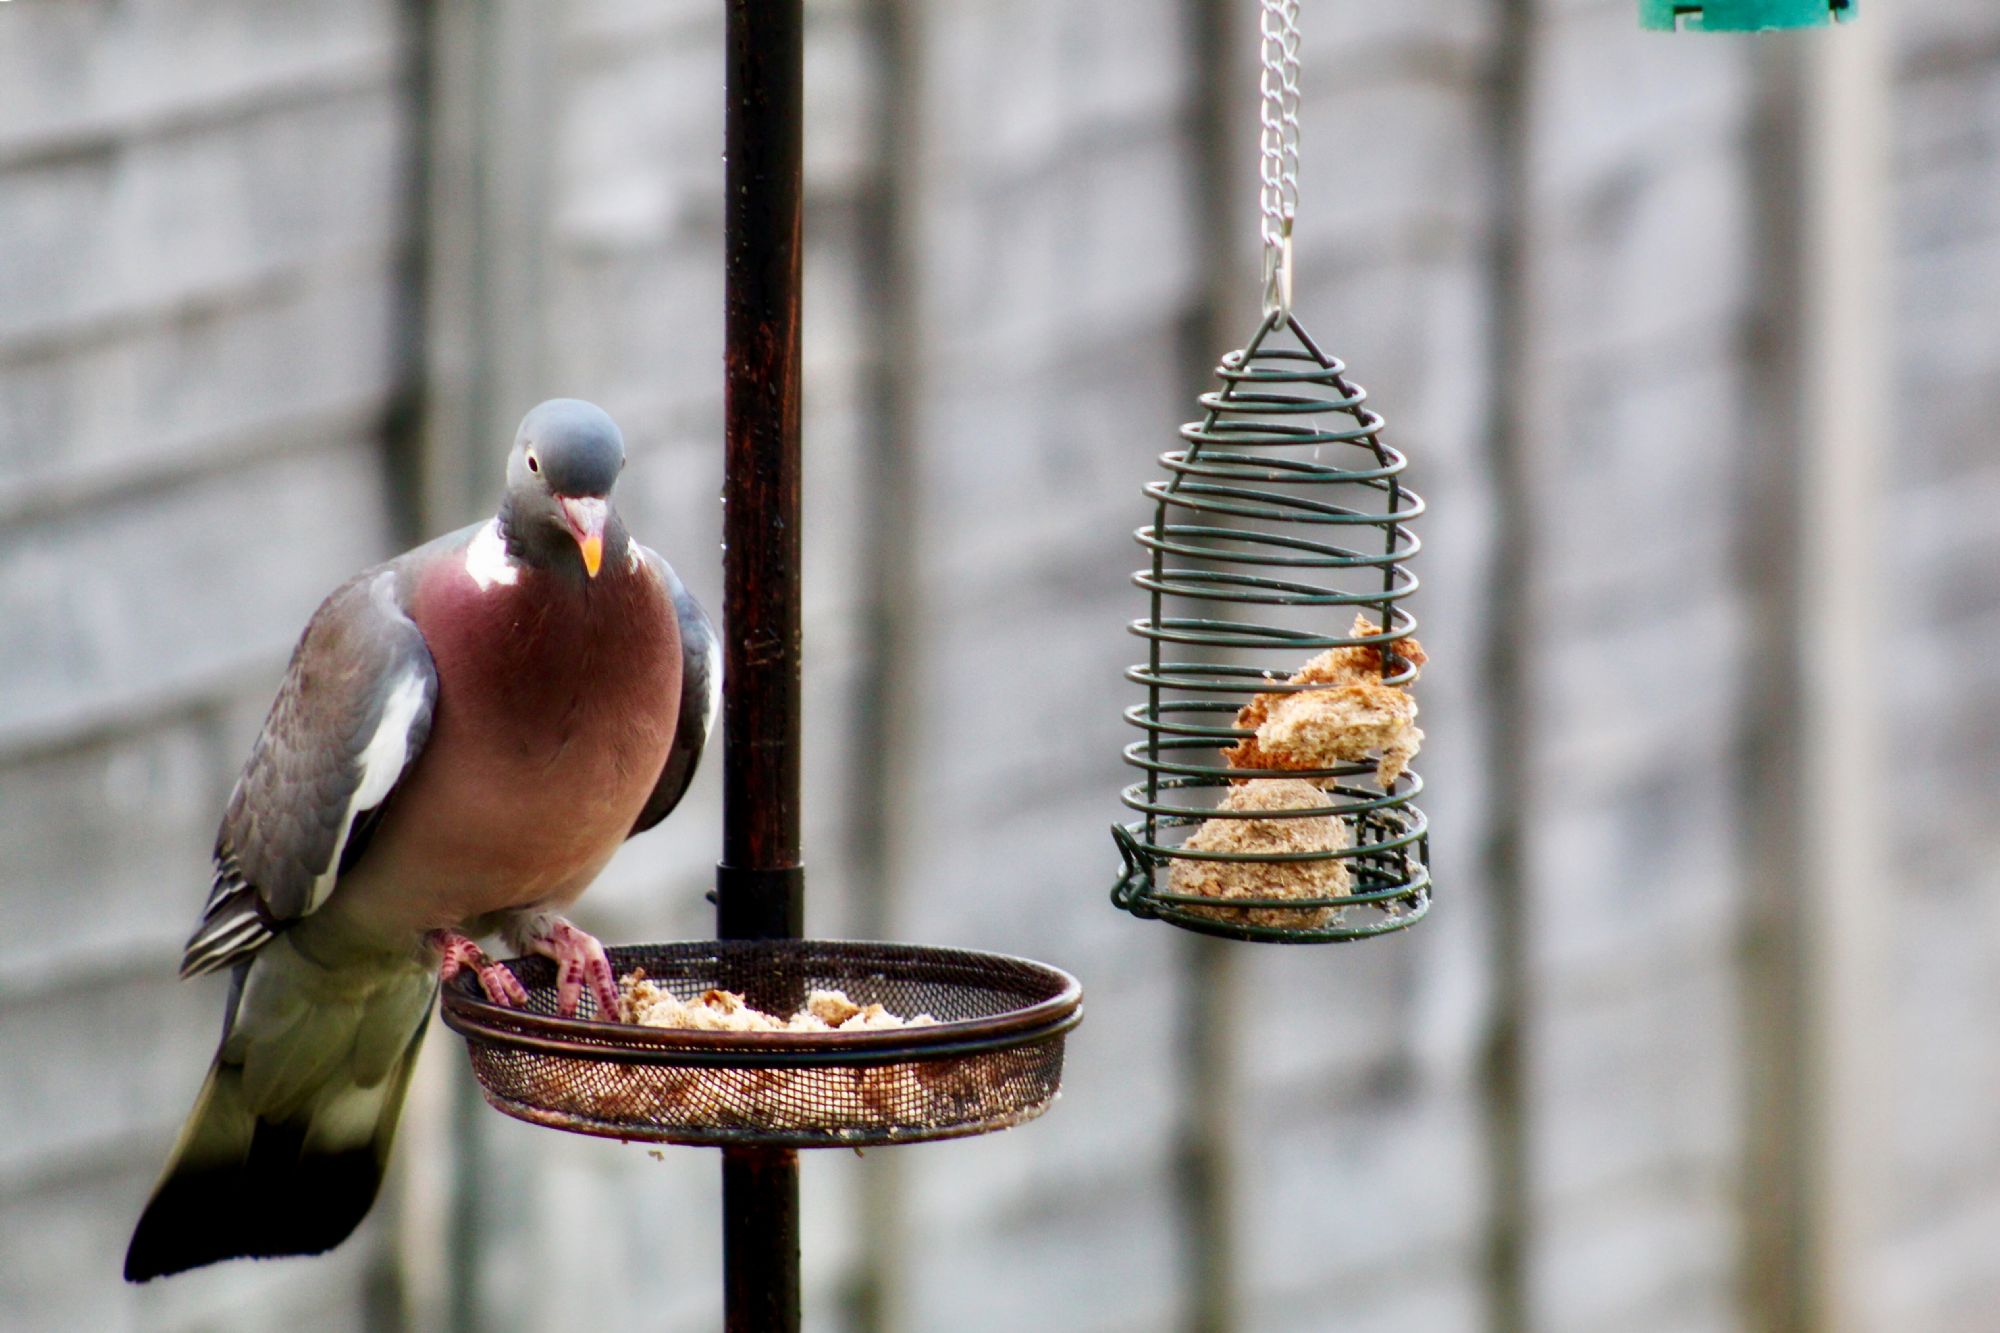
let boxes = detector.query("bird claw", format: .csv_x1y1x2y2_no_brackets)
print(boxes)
430,930,528,1007
522,919,624,1021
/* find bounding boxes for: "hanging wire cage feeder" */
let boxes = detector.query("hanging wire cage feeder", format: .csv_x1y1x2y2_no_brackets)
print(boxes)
1110,0,1431,943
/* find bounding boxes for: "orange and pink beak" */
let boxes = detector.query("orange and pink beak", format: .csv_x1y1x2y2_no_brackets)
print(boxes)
558,496,608,578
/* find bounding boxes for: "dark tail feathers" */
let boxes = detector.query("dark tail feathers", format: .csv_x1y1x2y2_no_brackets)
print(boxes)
124,1018,428,1282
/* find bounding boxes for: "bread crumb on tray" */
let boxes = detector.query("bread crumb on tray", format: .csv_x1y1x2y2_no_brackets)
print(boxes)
1168,778,1350,929
619,973,938,1034
1227,614,1425,786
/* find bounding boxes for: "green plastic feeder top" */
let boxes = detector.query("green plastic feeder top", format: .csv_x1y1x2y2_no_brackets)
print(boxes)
1641,0,1854,30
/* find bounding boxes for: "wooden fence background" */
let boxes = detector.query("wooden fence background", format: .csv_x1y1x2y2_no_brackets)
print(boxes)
3,2,1997,1329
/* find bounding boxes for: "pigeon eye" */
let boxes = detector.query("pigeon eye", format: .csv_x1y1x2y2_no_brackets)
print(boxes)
526,451,541,474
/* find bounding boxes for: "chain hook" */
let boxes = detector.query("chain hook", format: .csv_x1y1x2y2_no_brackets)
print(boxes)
1262,211,1294,319
1258,0,1302,321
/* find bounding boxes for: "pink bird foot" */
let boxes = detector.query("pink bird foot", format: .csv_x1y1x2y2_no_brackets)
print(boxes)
430,930,528,1007
512,916,623,1020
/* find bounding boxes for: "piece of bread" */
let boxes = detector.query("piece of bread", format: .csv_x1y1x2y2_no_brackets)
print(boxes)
629,985,785,1032
619,974,935,1034
804,989,863,1027
1256,683,1423,786
1167,778,1350,929
1227,614,1425,786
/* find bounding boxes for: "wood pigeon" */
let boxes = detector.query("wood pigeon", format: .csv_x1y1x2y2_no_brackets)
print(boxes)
124,399,718,1282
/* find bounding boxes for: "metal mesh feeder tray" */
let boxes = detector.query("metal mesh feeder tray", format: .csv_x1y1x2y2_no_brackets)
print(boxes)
440,939,1082,1148
1110,309,1431,944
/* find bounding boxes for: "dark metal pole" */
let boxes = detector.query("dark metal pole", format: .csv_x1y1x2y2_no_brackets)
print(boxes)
719,2,804,1330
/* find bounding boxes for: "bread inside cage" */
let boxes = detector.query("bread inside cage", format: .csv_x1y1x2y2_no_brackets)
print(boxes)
1167,778,1350,928
1161,616,1428,930
1225,614,1425,786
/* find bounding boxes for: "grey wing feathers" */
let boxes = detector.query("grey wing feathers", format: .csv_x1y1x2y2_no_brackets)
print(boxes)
630,548,719,836
181,569,437,978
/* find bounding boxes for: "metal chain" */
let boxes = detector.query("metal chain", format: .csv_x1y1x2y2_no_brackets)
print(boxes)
1259,0,1301,317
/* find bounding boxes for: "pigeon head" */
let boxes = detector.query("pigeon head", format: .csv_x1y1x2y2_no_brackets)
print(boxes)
501,399,628,578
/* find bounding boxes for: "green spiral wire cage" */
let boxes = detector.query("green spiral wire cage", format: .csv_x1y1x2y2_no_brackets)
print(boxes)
1110,308,1430,943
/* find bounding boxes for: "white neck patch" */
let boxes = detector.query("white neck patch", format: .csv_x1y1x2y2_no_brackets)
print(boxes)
465,519,520,590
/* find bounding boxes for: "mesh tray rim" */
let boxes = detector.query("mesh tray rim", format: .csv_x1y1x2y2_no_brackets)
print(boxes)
438,938,1084,1068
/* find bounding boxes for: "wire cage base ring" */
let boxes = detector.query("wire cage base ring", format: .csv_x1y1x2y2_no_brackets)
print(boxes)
1112,809,1431,944
440,940,1082,1149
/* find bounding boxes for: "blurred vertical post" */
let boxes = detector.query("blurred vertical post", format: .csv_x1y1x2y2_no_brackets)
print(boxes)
414,0,556,530
1478,0,1541,1329
1741,17,1892,1332
402,1,559,1328
718,2,806,1330
1174,0,1248,1328
847,0,925,1326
